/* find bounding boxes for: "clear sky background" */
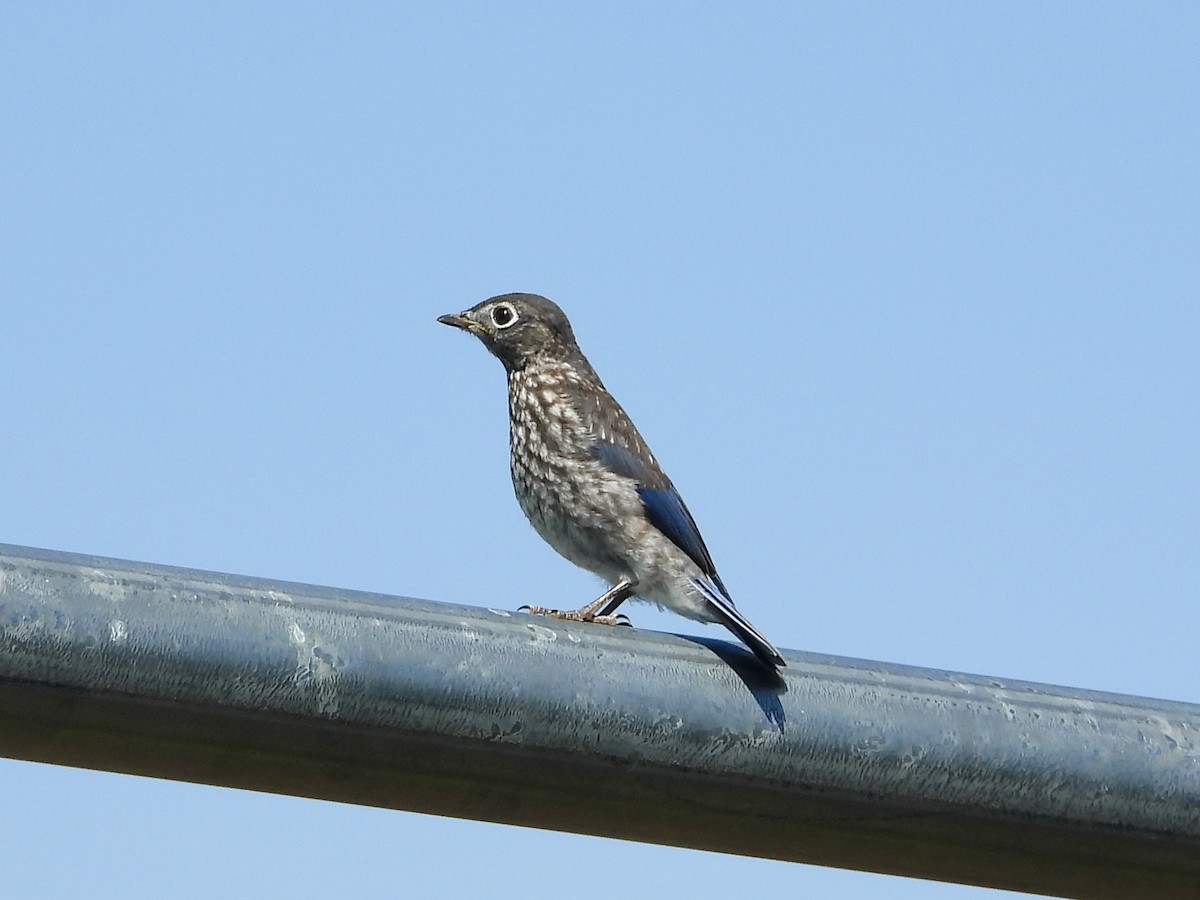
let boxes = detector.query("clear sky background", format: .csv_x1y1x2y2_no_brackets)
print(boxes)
2,4,1197,898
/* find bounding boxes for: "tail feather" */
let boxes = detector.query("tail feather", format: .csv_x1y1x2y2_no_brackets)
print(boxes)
690,576,785,669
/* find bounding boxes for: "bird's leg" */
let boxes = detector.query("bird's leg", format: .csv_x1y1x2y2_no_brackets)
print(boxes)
596,579,636,618
521,579,637,626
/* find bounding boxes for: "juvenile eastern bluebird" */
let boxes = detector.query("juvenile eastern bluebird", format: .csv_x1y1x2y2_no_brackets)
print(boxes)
438,293,785,669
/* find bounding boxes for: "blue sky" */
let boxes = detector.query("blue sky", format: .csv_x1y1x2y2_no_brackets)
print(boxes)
2,4,1197,898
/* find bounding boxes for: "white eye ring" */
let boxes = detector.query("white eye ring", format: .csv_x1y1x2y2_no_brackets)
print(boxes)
491,303,518,328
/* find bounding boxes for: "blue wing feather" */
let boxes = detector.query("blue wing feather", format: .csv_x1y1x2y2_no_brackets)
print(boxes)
591,441,655,483
591,440,783,666
592,441,725,592
636,486,723,587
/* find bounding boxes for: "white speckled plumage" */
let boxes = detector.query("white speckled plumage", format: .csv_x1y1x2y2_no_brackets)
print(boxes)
438,293,784,668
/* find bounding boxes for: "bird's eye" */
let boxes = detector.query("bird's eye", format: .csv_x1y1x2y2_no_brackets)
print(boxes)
491,304,517,328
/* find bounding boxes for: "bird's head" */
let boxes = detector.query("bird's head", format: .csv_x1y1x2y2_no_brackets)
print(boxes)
438,293,580,372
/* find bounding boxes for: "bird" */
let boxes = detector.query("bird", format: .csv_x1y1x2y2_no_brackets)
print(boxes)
437,293,785,669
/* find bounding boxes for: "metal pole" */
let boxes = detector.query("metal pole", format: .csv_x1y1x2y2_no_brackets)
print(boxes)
0,543,1197,898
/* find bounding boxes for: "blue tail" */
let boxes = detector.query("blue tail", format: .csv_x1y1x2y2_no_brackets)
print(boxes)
690,576,785,669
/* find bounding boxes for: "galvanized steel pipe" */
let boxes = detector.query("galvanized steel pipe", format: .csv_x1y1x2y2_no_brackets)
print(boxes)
0,543,1197,898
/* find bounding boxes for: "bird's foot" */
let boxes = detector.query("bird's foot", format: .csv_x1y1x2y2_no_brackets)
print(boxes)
519,604,632,627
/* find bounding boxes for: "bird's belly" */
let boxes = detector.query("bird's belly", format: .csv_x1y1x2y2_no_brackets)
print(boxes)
509,454,638,584
508,453,718,625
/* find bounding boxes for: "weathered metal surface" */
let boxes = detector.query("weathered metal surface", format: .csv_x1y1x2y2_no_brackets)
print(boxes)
1,543,1197,897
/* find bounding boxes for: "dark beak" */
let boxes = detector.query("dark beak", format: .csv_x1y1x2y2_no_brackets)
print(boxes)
438,312,489,336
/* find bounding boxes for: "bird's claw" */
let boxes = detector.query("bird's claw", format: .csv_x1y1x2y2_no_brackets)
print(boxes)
592,613,632,627
519,605,633,628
